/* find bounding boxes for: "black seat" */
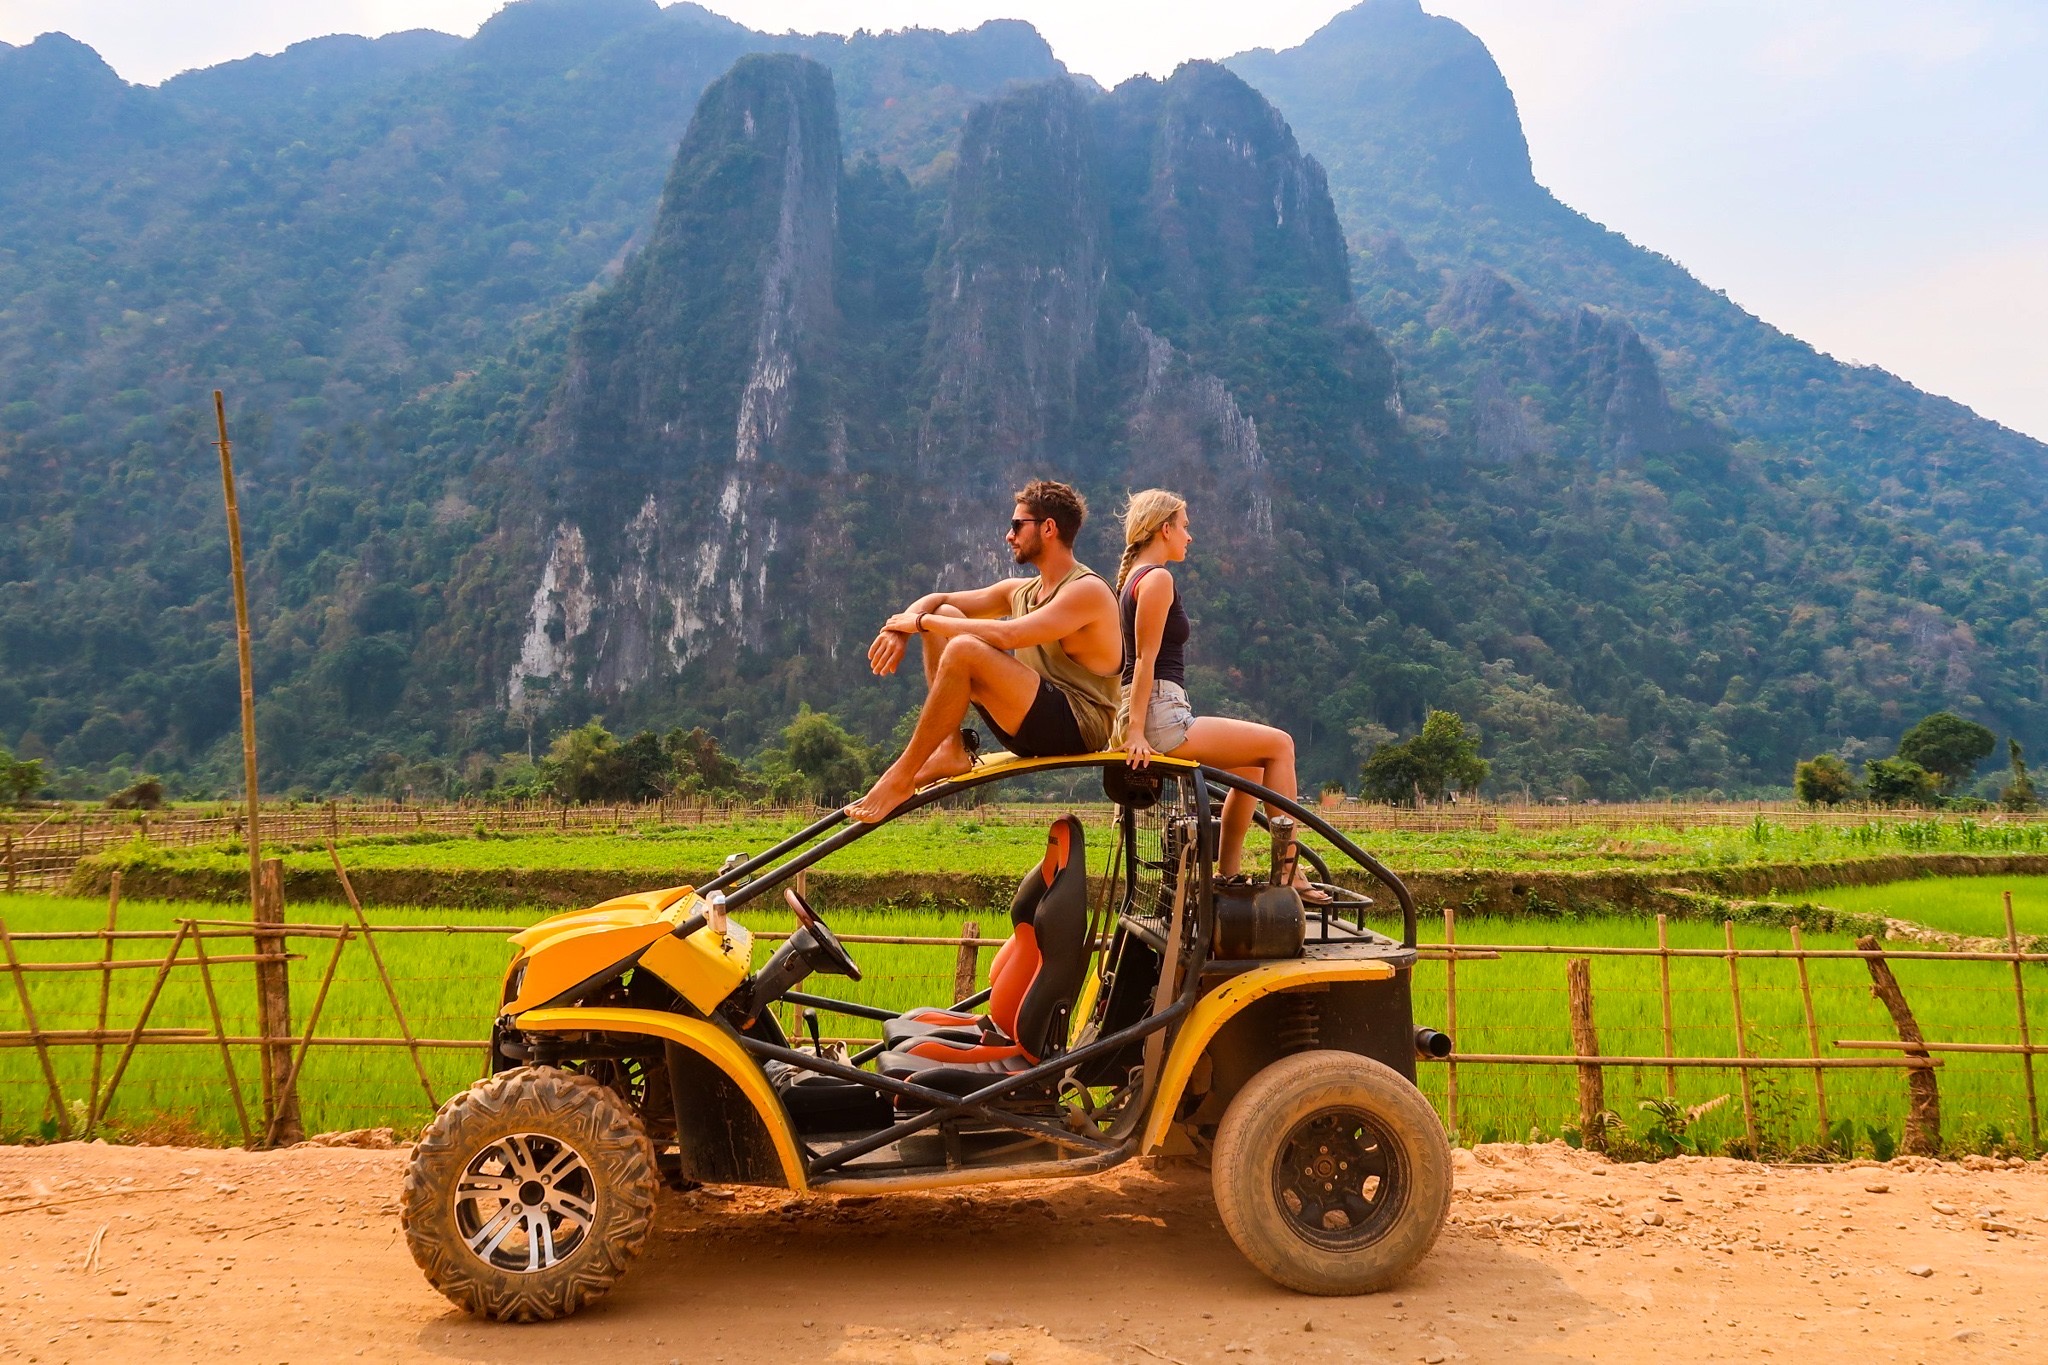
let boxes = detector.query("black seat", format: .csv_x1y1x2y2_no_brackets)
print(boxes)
875,815,1090,1095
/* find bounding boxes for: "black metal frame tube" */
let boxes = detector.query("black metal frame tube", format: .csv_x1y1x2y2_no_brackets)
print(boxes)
741,997,1188,1179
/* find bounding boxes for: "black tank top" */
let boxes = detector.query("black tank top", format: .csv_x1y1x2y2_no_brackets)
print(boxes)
1120,564,1189,688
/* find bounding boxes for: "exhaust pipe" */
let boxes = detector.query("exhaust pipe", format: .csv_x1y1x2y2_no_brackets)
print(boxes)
1414,1027,1453,1060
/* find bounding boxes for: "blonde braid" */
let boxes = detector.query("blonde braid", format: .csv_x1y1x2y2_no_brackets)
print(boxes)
1116,489,1188,593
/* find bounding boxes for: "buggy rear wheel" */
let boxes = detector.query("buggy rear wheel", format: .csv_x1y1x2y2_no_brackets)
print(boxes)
1212,1049,1449,1295
403,1065,658,1321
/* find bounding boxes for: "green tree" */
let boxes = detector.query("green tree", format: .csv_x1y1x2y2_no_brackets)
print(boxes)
778,705,875,806
0,747,46,804
1897,712,1997,795
663,727,758,800
1792,753,1855,806
2001,738,2038,813
1863,756,1937,808
540,721,643,804
1359,709,1487,805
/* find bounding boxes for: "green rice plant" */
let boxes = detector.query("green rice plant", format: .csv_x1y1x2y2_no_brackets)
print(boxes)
1817,876,2048,937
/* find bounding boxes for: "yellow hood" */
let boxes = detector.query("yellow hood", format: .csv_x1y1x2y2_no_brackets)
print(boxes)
503,885,699,1014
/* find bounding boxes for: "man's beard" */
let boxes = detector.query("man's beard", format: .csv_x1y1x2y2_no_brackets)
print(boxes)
1011,538,1041,566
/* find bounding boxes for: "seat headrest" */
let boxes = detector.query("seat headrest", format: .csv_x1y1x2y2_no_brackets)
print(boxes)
1038,815,1079,886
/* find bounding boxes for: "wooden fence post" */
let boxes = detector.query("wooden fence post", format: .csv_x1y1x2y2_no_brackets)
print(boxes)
2003,891,2040,1150
265,925,351,1149
1565,958,1604,1152
1724,920,1761,1153
1656,913,1676,1099
1854,934,1940,1156
953,921,981,1005
255,857,302,1145
1790,923,1831,1147
85,871,121,1135
1443,905,1459,1140
4,834,14,893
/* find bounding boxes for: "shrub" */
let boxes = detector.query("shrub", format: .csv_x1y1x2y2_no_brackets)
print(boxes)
1793,753,1855,806
2001,738,2038,812
0,747,45,804
1864,755,1938,808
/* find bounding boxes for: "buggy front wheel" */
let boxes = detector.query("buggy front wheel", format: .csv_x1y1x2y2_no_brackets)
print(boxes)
1212,1049,1450,1295
403,1065,658,1321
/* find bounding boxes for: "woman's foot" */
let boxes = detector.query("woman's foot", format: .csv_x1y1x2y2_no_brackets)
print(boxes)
1292,874,1334,905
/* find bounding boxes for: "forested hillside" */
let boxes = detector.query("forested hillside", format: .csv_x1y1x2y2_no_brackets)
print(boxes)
3,0,2043,803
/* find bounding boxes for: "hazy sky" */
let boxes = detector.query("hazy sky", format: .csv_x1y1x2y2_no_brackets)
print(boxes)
5,0,2043,442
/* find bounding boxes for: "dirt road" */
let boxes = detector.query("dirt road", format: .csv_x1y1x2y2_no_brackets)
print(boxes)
1,1139,2043,1363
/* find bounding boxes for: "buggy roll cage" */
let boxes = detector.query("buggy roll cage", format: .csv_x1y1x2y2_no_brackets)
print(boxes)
678,754,1419,1186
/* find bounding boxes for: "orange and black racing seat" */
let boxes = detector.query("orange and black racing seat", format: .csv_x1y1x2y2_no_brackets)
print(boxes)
875,815,1090,1096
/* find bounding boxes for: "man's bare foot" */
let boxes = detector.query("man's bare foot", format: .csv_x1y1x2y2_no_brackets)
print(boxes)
911,737,975,786
846,765,919,823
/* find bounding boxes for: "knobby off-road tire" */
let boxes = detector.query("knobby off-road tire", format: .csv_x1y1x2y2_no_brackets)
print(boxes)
1212,1049,1451,1295
404,1065,658,1322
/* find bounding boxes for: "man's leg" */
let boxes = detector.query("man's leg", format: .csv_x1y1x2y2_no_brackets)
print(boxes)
915,606,975,780
847,636,1042,821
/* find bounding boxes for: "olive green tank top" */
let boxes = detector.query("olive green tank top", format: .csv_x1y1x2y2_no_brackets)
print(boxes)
1010,564,1121,751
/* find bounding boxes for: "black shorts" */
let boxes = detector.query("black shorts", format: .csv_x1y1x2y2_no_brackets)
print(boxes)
974,679,1088,758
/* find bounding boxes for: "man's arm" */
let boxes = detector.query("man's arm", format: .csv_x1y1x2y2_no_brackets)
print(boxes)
868,578,1024,675
911,575,1114,652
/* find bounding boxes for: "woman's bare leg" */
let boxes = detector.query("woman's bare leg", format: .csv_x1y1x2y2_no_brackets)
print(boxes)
1172,717,1299,877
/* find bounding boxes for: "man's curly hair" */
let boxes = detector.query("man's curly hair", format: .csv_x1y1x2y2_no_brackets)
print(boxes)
1015,479,1088,548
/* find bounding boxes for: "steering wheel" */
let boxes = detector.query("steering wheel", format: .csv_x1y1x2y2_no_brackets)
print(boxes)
784,886,862,981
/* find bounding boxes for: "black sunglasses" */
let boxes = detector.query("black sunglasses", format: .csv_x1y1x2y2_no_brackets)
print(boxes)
1009,516,1049,533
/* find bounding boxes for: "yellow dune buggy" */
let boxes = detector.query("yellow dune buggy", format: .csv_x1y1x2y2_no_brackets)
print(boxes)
402,753,1453,1320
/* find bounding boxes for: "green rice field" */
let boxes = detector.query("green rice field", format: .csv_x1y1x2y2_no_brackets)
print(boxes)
3,891,2043,1158
77,806,2048,885
1816,876,2048,939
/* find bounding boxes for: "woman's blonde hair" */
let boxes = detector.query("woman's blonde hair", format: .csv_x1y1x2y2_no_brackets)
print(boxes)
1116,489,1188,593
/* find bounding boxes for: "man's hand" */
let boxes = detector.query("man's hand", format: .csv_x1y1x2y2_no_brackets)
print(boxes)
868,627,907,676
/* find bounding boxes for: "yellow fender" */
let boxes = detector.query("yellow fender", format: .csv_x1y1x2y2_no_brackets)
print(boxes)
1138,958,1397,1154
512,1005,809,1191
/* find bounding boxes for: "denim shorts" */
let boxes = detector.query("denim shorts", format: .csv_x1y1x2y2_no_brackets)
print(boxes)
1127,679,1195,753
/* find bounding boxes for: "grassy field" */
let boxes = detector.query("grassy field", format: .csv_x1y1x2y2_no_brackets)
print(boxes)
75,807,2048,888
1816,876,2048,938
3,892,2043,1158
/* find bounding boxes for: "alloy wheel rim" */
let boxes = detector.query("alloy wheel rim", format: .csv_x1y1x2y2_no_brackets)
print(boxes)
1271,1105,1405,1251
453,1132,599,1272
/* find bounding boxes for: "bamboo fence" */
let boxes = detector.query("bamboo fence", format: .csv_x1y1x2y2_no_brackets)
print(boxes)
8,796,2048,892
4,894,2045,1153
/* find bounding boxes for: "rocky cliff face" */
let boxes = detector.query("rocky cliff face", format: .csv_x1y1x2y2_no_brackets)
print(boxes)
501,54,1398,715
512,54,842,710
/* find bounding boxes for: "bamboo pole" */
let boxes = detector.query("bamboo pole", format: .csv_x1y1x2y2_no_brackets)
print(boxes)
189,921,253,1147
0,918,70,1138
1790,923,1830,1147
2003,890,2040,1150
328,844,437,1111
1656,913,1676,1099
92,921,191,1131
264,926,352,1148
214,389,263,962
1724,920,1760,1152
1442,905,1459,1140
255,857,298,1143
85,871,120,1131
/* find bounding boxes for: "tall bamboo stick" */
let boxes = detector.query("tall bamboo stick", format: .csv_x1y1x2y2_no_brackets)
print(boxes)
2004,890,2040,1150
1442,905,1459,1140
1724,919,1760,1152
1790,923,1830,1147
1656,913,1676,1098
213,390,263,977
83,871,121,1138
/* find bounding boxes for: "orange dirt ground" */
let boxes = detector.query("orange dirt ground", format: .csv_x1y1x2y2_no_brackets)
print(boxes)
1,1139,2043,1364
